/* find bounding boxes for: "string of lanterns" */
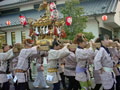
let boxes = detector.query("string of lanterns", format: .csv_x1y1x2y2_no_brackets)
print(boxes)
5,15,27,26
5,2,107,28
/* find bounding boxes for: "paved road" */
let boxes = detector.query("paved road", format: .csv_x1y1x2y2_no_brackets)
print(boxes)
10,82,53,90
29,82,53,90
10,81,103,90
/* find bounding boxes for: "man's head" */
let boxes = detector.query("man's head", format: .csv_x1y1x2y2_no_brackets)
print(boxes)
51,39,62,50
13,43,23,53
74,33,88,48
2,44,11,52
101,34,110,47
24,39,34,48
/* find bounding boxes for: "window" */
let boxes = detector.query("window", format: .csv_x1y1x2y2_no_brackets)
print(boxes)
1,8,19,16
34,4,39,9
0,32,7,48
11,32,15,45
100,28,112,39
21,31,26,43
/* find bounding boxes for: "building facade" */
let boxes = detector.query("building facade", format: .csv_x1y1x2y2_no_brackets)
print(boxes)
0,0,120,47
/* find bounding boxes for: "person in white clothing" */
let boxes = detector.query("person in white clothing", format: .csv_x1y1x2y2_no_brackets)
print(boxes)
33,55,49,89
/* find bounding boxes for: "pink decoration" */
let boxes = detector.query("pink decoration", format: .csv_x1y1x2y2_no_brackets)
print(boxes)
50,2,56,12
51,10,59,20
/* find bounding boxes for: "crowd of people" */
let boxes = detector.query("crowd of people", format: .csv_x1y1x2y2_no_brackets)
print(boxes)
0,33,120,90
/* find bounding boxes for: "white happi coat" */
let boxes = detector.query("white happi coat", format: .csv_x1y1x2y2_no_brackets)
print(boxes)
118,50,120,58
0,49,14,83
47,46,70,84
93,49,101,84
58,58,65,74
109,47,120,76
75,47,94,82
94,47,115,89
64,51,77,76
12,56,18,69
15,46,38,83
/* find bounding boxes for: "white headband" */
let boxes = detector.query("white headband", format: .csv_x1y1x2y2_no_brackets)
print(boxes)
26,41,33,47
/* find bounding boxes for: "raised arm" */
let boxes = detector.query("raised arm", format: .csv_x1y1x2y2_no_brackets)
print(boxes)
94,48,104,70
0,49,14,61
48,46,70,60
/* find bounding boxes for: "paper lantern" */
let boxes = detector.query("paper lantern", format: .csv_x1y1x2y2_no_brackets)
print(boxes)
50,2,56,12
6,20,11,26
66,16,72,26
19,15,27,26
102,15,107,21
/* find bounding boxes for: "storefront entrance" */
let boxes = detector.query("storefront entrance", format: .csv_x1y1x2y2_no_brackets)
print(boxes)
100,28,112,39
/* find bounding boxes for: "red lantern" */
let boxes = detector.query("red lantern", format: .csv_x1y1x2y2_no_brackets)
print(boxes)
19,15,27,26
6,20,11,26
66,16,72,26
102,15,107,21
50,2,56,12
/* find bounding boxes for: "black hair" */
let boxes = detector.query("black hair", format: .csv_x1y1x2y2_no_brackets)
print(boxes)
9,45,13,49
99,35,104,42
2,44,8,49
99,34,101,37
50,39,60,49
114,38,120,43
95,38,101,43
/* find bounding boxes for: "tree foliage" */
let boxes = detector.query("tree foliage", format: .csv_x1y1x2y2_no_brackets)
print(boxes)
61,0,95,40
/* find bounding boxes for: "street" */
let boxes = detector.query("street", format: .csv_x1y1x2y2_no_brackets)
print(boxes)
10,82,53,90
29,83,53,90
